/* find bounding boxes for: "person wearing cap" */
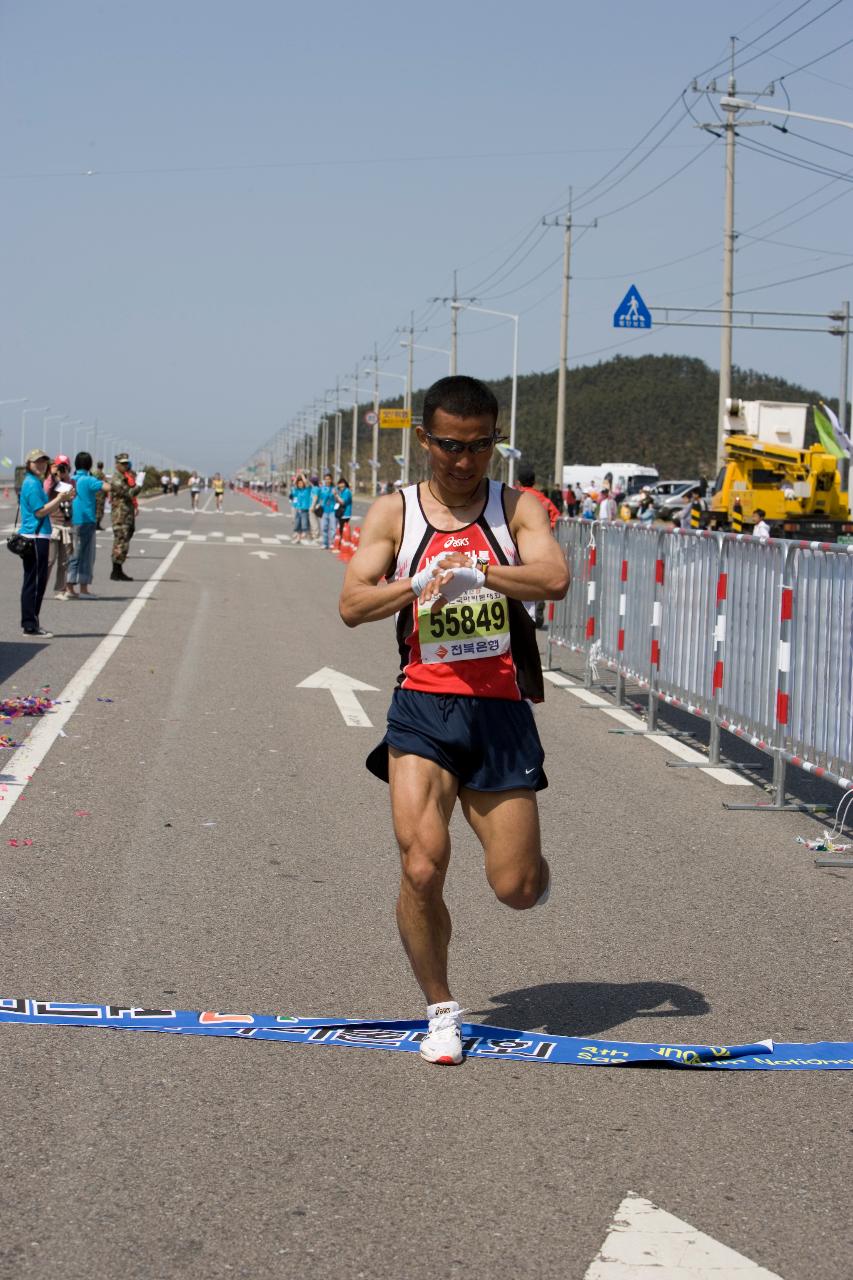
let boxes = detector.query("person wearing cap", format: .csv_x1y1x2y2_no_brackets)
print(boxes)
16,448,75,636
110,453,140,581
66,450,105,597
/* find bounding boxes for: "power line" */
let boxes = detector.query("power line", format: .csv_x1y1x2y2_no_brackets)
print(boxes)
738,230,853,255
464,224,550,297
775,32,853,80
735,0,845,72
594,140,716,221
736,134,853,183
735,257,853,295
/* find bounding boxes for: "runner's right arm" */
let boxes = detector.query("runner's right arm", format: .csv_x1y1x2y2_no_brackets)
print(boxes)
339,495,420,626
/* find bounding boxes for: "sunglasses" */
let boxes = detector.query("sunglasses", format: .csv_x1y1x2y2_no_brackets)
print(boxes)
423,430,499,456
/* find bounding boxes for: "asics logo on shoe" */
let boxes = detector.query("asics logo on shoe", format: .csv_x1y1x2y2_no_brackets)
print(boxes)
443,535,470,549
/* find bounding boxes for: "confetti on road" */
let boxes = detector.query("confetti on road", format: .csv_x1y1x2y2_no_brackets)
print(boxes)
0,695,55,719
0,737,22,750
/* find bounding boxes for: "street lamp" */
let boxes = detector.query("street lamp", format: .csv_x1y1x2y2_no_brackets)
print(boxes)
21,406,49,463
0,399,27,467
363,366,407,488
399,339,452,373
454,305,519,485
43,413,67,453
60,420,82,457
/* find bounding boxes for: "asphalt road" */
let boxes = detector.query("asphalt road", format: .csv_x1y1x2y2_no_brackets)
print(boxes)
0,489,851,1279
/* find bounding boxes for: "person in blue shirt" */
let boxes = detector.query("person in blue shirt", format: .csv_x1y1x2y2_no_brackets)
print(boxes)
66,450,105,598
17,447,74,636
289,474,313,544
308,475,322,543
336,477,353,539
318,471,339,549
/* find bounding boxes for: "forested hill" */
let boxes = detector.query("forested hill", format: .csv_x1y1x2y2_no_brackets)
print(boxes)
373,353,838,486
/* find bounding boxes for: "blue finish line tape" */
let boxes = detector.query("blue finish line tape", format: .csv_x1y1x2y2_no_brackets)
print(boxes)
2,999,852,1069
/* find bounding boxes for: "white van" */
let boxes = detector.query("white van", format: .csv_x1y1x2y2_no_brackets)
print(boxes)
562,462,659,497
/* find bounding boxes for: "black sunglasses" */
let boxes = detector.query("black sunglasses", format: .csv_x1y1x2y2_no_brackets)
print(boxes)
423,430,499,456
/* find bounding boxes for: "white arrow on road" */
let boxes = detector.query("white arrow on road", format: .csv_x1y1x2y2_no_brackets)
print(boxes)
296,667,379,728
249,550,276,560
585,1193,783,1279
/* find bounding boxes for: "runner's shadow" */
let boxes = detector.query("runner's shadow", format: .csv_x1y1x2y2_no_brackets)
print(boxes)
476,981,710,1037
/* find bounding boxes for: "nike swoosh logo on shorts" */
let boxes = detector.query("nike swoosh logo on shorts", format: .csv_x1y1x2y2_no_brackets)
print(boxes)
525,767,535,774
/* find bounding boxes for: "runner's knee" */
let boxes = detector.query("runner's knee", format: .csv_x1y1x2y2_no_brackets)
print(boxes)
399,845,447,898
491,868,540,910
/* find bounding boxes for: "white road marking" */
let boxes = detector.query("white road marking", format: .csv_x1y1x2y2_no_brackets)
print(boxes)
547,677,753,787
188,534,206,542
249,550,276,560
171,529,191,536
209,531,224,538
585,1192,783,1279
149,532,170,540
261,536,279,545
296,666,379,728
225,536,244,544
543,670,577,688
0,542,184,829
243,532,261,540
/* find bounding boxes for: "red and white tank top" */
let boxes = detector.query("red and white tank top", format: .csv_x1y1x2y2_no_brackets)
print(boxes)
390,480,542,701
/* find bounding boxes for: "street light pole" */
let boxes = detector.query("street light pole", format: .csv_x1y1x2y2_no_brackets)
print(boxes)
21,406,49,462
455,304,520,485
43,413,67,453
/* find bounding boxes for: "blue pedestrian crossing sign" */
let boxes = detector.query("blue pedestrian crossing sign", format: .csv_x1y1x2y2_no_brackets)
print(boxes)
613,284,652,330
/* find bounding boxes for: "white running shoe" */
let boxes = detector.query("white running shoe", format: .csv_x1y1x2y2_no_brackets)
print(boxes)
536,857,551,906
420,1003,465,1065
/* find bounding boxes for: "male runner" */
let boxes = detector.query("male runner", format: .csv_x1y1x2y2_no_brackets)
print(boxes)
339,375,570,1065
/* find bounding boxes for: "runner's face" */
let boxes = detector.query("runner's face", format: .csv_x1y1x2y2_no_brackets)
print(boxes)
419,408,496,495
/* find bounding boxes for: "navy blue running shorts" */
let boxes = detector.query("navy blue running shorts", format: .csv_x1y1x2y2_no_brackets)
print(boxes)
366,687,547,792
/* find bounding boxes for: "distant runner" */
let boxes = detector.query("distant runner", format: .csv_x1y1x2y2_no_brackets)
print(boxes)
339,376,570,1065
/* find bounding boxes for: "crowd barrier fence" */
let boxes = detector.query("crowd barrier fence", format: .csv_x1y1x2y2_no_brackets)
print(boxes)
547,521,853,808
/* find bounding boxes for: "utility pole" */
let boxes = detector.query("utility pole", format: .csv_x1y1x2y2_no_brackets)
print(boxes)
543,197,596,488
350,364,359,487
694,38,774,469
833,301,851,440
430,269,476,374
404,310,415,484
372,341,380,495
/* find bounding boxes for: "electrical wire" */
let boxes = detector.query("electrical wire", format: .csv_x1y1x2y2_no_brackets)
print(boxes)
594,140,717,221
778,125,853,164
691,0,819,79
738,231,853,256
735,257,853,295
465,225,550,297
736,134,853,183
775,32,853,80
735,0,845,72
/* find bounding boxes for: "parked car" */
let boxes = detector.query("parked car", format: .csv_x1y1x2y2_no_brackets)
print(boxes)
656,482,703,522
624,479,698,518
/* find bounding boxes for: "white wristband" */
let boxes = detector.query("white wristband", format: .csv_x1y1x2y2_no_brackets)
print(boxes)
437,564,486,602
410,565,435,598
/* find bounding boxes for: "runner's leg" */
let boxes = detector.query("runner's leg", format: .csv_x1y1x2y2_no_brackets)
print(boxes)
459,788,548,909
389,748,458,1004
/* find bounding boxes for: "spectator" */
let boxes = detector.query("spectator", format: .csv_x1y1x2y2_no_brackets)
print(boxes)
17,447,73,637
564,484,578,518
94,460,108,529
189,471,201,511
318,471,338,549
581,492,596,520
597,488,619,521
753,509,771,539
637,494,656,525
290,474,312,543
46,455,75,599
549,487,565,516
110,452,140,581
161,471,170,496
336,477,353,539
66,450,104,598
170,472,179,496
516,465,559,530
308,475,322,543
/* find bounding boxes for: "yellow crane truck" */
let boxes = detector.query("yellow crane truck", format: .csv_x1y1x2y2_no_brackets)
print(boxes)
707,398,853,540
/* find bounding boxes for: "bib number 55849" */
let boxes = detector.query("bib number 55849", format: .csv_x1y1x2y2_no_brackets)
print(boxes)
427,598,507,641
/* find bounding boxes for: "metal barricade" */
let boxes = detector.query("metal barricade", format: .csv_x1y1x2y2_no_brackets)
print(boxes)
785,544,853,789
656,532,721,720
547,520,853,804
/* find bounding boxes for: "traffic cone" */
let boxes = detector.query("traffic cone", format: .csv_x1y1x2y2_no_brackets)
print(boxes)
351,525,361,548
338,529,354,563
331,528,341,555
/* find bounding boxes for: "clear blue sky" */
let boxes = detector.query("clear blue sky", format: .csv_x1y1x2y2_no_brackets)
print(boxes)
1,0,851,474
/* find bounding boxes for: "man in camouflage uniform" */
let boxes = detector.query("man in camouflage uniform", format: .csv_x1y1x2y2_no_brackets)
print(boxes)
110,452,140,581
94,460,108,529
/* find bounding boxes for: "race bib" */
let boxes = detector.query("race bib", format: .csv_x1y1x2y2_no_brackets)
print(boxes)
418,588,510,664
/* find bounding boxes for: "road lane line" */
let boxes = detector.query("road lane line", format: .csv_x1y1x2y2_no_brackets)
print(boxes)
0,542,184,828
543,670,577,688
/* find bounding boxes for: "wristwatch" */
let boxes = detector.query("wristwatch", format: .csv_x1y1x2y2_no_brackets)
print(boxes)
476,554,490,580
